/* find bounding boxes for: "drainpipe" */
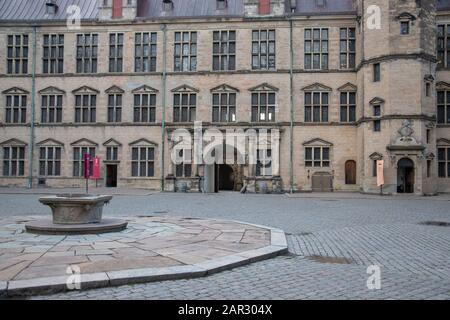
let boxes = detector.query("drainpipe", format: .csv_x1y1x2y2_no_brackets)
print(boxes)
160,24,167,191
289,18,295,193
28,26,37,189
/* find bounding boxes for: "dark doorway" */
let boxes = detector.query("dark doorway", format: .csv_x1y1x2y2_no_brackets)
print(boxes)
397,158,414,193
215,164,235,192
106,165,118,188
345,160,357,185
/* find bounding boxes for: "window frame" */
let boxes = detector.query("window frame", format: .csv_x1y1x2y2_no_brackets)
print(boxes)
133,93,156,123
75,94,97,123
251,29,276,70
43,34,64,74
5,94,27,124
109,33,124,73
174,31,197,72
135,32,157,72
212,92,236,123
41,94,63,124
7,34,28,74
107,93,122,123
72,146,95,177
339,27,355,69
173,92,196,123
213,30,236,71
304,91,329,123
76,33,98,74
39,146,62,176
437,90,450,124
438,147,450,178
304,28,329,70
305,146,330,168
251,91,276,122
340,91,356,123
2,146,25,177
131,146,155,177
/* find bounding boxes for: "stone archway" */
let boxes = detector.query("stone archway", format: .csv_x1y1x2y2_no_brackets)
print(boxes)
397,158,415,193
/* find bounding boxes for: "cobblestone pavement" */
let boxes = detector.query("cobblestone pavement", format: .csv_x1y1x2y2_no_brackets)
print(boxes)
0,191,448,299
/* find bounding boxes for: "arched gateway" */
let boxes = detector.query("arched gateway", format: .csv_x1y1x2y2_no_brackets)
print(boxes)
397,158,415,193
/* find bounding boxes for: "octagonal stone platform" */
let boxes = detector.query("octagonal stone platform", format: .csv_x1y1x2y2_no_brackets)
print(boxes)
0,216,287,297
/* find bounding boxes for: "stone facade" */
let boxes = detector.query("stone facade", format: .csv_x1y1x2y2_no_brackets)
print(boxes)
0,0,449,195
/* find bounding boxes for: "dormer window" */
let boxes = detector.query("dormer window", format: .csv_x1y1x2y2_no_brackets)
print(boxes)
217,0,227,10
45,0,58,15
316,0,326,7
163,0,174,11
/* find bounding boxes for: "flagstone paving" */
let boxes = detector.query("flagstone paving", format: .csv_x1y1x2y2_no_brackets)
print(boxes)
0,216,286,296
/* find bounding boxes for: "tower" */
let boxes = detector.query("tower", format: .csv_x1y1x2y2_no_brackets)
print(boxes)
357,0,437,194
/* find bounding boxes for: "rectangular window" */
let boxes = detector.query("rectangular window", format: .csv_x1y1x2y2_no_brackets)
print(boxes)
2,146,25,176
251,29,276,70
134,93,156,123
305,147,330,168
131,147,155,177
304,28,328,70
73,147,95,177
374,120,381,132
5,95,27,124
427,159,432,178
43,34,64,74
340,92,356,122
426,82,431,97
251,92,276,122
339,28,355,69
213,30,236,71
41,95,63,123
107,94,122,123
173,93,196,122
304,92,329,123
7,34,28,74
437,25,449,68
106,147,119,161
373,63,381,82
75,94,97,123
175,149,192,178
109,33,123,72
212,92,236,122
174,31,197,72
373,105,381,117
438,147,450,178
76,34,98,73
400,21,410,35
256,149,272,177
39,147,61,176
135,32,157,72
437,91,450,124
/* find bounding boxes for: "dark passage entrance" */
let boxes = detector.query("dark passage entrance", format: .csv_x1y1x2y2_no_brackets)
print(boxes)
397,158,414,193
106,165,118,188
215,164,235,192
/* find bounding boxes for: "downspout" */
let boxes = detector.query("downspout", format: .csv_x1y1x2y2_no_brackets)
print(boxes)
289,18,295,193
28,26,37,189
160,24,167,191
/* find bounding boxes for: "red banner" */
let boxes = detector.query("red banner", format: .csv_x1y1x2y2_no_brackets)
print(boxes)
92,157,101,180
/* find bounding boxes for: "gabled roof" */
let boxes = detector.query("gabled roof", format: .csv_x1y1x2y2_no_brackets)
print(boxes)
105,86,125,94
302,83,332,92
2,87,29,95
103,138,122,146
248,83,279,92
171,84,199,93
337,83,357,92
39,86,66,95
72,86,99,94
132,85,159,93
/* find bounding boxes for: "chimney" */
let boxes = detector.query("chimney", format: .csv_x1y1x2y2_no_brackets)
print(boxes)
99,0,137,21
244,0,285,17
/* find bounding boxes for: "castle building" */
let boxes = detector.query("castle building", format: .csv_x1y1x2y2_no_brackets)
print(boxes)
0,0,449,195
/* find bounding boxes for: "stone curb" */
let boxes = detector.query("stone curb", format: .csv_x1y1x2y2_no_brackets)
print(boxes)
4,222,287,297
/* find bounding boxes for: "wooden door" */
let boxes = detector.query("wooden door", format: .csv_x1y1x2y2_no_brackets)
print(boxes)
345,160,357,185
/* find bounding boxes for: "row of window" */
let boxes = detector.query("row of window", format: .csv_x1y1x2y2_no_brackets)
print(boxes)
4,145,450,179
6,28,356,75
3,90,360,124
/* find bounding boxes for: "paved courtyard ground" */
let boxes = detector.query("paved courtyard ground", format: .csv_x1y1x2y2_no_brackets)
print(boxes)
0,189,449,299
